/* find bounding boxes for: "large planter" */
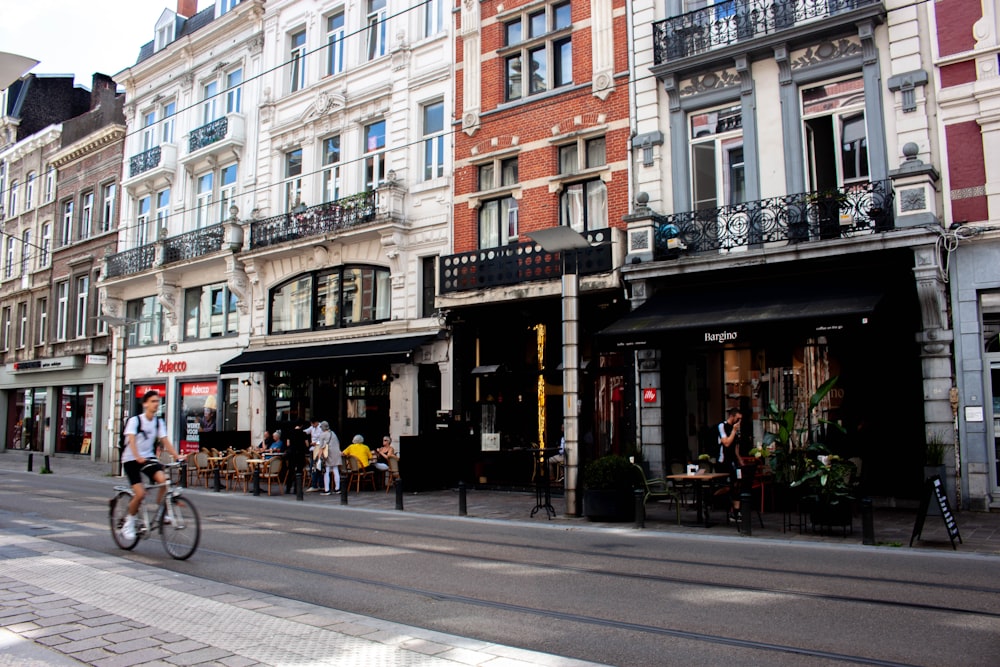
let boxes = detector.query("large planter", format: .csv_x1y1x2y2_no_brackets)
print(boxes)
583,489,635,522
807,498,853,534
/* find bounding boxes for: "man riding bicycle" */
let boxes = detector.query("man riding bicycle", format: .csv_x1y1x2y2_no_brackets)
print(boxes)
120,390,183,541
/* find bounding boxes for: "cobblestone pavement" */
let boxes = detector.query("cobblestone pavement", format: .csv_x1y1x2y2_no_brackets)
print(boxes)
0,530,605,667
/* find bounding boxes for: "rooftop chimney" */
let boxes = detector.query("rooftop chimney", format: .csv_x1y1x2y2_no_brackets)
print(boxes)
90,73,117,110
177,0,197,18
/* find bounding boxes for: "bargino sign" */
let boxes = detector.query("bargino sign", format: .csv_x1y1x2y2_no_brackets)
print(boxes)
704,331,738,343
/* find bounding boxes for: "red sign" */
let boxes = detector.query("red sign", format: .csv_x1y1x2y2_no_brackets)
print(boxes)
134,384,166,399
642,388,657,403
182,382,215,397
157,359,187,373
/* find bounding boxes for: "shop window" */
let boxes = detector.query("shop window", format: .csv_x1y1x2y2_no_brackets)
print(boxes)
7,387,46,452
126,295,164,347
690,104,745,211
502,2,572,101
178,381,218,456
983,293,1000,353
269,265,391,334
184,282,238,340
802,76,869,191
57,386,95,454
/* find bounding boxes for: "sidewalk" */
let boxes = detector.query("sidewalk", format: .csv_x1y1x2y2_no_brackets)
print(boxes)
0,529,605,667
2,450,999,555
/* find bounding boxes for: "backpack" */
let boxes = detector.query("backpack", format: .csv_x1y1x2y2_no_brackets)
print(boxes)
120,415,166,454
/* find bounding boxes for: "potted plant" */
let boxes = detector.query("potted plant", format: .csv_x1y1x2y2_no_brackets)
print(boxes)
582,455,639,522
791,446,856,531
924,430,947,481
697,453,713,472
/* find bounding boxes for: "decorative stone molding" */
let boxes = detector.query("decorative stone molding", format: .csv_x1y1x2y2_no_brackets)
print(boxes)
887,70,928,114
590,0,615,99
790,37,861,71
226,257,250,315
679,68,739,96
156,276,179,328
101,293,124,320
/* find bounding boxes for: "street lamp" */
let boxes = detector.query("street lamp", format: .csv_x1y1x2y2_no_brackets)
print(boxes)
96,314,140,475
526,226,592,517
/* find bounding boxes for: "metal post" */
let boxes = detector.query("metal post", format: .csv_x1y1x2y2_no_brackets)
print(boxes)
634,488,645,529
340,483,349,505
252,468,260,496
458,480,467,516
179,461,187,488
43,455,51,473
27,453,33,472
563,256,580,516
740,491,752,535
295,470,304,501
394,478,404,511
213,468,222,492
862,497,875,545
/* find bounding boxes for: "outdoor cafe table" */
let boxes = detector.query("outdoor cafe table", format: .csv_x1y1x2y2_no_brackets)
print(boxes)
666,472,730,527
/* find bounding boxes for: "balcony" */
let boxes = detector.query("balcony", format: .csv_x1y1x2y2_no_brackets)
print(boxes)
163,223,226,264
129,147,161,178
652,180,894,258
249,191,379,250
105,244,156,278
439,229,614,295
182,113,246,168
652,0,882,65
123,143,177,187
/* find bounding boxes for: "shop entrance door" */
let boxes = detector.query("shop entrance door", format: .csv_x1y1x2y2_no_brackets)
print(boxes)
989,362,1000,493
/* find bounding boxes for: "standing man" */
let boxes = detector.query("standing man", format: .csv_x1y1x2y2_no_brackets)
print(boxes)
120,390,182,541
284,422,310,494
717,407,742,523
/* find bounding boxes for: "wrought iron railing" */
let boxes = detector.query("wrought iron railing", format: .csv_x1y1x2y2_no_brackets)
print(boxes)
653,0,881,63
128,146,161,178
163,223,225,264
249,191,379,250
188,117,229,153
652,180,894,257
105,244,156,278
439,229,614,295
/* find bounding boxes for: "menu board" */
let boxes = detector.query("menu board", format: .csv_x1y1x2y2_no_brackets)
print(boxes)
910,476,962,550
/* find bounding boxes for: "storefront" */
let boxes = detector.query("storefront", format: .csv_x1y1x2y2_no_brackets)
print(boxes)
0,355,109,458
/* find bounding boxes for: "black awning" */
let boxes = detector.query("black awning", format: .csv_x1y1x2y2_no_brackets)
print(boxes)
599,285,882,341
219,334,435,374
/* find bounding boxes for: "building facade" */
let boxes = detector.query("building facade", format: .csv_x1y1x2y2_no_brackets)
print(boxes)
615,0,952,503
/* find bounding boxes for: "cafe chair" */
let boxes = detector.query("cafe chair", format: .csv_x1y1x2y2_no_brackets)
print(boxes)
260,457,283,495
344,454,376,492
633,464,681,525
192,451,211,488
384,455,401,493
227,454,251,493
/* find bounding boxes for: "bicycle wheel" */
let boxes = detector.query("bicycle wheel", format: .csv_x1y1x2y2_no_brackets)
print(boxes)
160,496,200,560
109,492,139,551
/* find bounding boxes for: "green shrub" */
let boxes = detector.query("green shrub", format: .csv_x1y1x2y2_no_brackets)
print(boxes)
583,455,639,491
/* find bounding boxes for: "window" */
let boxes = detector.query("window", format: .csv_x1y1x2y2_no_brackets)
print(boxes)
421,256,437,318
269,266,392,334
226,69,242,113
161,102,176,143
55,281,68,341
504,2,572,101
7,179,17,217
74,275,89,339
424,0,445,37
364,121,386,190
61,200,74,246
327,12,345,76
136,195,152,246
196,173,214,227
36,298,46,345
289,30,307,93
184,283,238,340
0,163,5,213
16,302,27,349
202,81,219,125
478,196,519,248
125,296,164,347
44,167,54,203
689,104,745,211
96,293,108,335
19,230,30,275
284,148,303,210
322,136,341,203
220,0,240,15
155,21,175,51
4,237,14,279
1,307,10,350
367,0,387,60
560,180,607,232
220,164,237,220
101,183,116,232
477,156,518,191
79,191,94,239
155,188,170,233
422,101,445,180
39,223,50,267
24,172,35,210
558,136,606,175
802,76,869,190
142,111,157,151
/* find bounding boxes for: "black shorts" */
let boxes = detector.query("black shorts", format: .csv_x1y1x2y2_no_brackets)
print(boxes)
123,460,164,486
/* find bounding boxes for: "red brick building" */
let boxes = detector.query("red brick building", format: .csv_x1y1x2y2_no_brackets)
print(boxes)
437,0,631,507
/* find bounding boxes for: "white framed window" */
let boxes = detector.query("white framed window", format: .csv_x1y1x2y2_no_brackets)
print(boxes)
322,136,341,203
558,136,606,175
801,75,869,190
560,179,607,232
136,195,152,247
503,2,572,101
155,20,175,51
477,156,519,192
689,104,745,211
55,281,68,341
479,197,519,249
101,183,116,232
20,229,30,275
422,101,445,180
24,172,35,210
161,102,176,143
3,237,14,279
79,191,94,239
61,200,74,246
226,69,242,114
155,188,171,233
142,111,157,151
7,179,17,218
36,298,46,345
367,0,387,61
327,12,345,76
16,302,27,349
44,167,55,202
284,148,303,210
220,0,240,15
289,30,307,93
202,81,219,125
363,120,386,190
424,0,445,38
75,275,89,339
196,173,214,227
96,292,108,336
0,162,5,213
1,307,10,350
39,223,50,266
219,164,238,220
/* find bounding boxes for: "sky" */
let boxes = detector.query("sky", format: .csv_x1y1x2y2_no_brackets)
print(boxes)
0,0,212,88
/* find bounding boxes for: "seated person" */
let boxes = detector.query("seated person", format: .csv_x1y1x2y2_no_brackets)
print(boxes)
342,435,373,469
268,430,284,451
374,436,395,471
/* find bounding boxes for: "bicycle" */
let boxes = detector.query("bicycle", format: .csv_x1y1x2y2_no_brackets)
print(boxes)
109,460,201,560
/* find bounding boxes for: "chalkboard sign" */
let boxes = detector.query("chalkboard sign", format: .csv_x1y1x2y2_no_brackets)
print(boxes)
909,476,962,550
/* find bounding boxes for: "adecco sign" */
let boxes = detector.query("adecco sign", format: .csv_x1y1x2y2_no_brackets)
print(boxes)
156,359,187,374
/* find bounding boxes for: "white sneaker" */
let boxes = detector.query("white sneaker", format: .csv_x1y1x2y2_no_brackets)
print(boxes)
121,515,136,541
162,514,173,525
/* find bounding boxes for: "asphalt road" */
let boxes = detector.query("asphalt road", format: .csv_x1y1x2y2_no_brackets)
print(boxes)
1,470,998,667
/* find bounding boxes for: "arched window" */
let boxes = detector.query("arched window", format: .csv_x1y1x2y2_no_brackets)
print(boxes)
269,265,391,334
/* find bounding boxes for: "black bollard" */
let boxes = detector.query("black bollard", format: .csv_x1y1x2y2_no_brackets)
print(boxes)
395,478,404,511
295,471,304,501
458,481,467,516
740,492,752,536
179,461,187,488
27,453,33,472
634,488,645,529
862,497,875,545
340,483,348,505
44,455,51,473
252,468,261,496
213,468,222,492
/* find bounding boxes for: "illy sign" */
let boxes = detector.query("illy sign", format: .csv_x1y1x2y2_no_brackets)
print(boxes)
642,388,657,403
157,359,187,374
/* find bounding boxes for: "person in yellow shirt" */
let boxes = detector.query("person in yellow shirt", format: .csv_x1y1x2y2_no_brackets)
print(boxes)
342,435,373,469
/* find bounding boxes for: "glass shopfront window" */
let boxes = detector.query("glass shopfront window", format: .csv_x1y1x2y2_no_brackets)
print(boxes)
131,383,166,419
269,265,391,334
57,386,95,454
178,381,218,456
6,388,46,452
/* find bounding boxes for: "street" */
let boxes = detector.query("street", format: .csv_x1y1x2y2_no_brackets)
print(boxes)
2,469,999,666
